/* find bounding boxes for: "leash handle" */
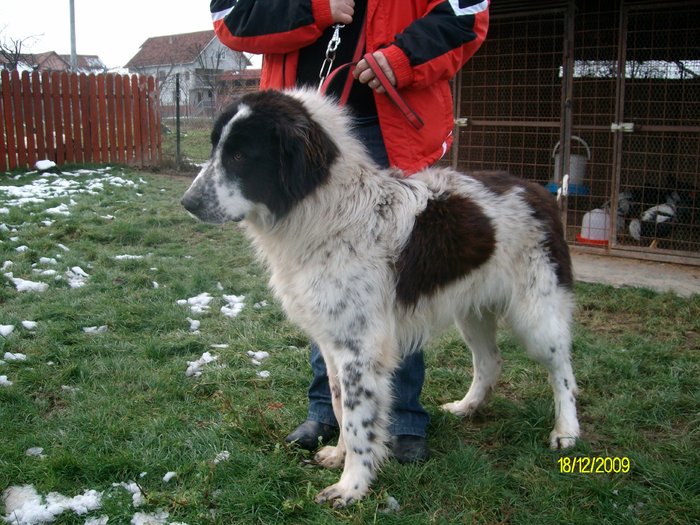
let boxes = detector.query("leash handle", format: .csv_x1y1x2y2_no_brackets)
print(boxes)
361,52,424,130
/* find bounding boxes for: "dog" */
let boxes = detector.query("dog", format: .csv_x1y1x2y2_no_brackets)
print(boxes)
181,89,580,507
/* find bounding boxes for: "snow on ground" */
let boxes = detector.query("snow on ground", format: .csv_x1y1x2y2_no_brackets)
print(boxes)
247,350,269,366
176,293,213,315
65,266,90,288
185,352,217,378
0,325,15,337
2,482,190,525
162,472,177,483
4,273,49,293
0,375,12,387
2,485,102,525
3,352,27,361
83,326,108,334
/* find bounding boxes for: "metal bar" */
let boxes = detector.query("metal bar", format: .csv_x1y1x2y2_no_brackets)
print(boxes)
459,120,561,128
609,0,629,249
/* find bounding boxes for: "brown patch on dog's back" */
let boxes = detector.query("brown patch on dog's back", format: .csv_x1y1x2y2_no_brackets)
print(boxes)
396,194,496,307
471,171,573,289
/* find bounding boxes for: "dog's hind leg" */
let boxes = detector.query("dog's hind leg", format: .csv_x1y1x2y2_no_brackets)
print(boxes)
510,292,580,450
442,311,502,417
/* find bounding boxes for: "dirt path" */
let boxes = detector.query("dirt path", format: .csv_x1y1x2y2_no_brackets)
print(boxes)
572,249,700,297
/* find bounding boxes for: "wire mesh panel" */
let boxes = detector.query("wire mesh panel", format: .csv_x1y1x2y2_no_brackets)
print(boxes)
566,1,620,246
456,9,566,183
615,3,700,257
455,0,699,264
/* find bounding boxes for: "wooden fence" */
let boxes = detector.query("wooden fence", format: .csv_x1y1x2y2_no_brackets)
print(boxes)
0,70,161,172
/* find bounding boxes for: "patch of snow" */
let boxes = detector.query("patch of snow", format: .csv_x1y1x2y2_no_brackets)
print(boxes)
15,245,29,253
4,273,49,293
247,350,269,366
177,293,213,315
22,321,38,330
35,160,57,171
162,472,176,483
84,516,109,525
112,482,144,508
221,294,245,318
130,510,168,525
2,260,13,271
1,325,15,337
113,254,144,261
38,257,58,265
185,352,217,378
213,451,230,464
0,375,12,387
45,203,71,216
256,370,271,379
2,484,102,525
83,326,108,334
4,352,27,361
253,300,268,309
186,318,200,333
57,244,70,252
65,266,89,288
210,344,229,349
25,447,45,458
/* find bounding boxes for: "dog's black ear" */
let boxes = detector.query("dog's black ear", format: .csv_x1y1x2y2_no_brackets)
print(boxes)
277,115,339,203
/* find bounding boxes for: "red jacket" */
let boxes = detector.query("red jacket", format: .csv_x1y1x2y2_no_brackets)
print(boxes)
210,0,489,173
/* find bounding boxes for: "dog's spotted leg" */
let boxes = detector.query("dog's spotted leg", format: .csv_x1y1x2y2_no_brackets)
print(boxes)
442,312,501,417
511,292,580,450
545,352,580,450
315,351,393,508
315,370,346,469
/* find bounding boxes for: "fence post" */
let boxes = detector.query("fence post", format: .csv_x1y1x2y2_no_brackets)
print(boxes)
175,73,181,170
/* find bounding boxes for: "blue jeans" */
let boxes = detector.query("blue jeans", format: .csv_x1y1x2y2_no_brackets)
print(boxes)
305,118,430,437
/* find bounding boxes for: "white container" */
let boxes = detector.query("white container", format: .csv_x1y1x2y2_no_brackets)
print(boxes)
552,135,591,186
579,208,611,243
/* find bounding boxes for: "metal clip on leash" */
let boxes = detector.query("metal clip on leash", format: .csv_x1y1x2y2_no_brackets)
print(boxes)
318,24,344,90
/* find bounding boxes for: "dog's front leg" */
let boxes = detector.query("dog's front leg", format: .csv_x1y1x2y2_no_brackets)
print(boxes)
315,352,393,508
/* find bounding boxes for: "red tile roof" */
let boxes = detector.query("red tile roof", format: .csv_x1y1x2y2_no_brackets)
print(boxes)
125,30,217,69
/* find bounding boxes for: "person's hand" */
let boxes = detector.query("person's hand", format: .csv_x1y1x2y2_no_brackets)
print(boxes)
353,51,396,94
330,0,354,24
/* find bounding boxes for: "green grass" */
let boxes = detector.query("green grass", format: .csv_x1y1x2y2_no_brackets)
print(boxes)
1,168,698,524
161,120,213,169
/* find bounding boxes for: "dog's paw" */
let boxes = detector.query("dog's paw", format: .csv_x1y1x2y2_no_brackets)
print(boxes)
441,400,478,417
315,481,367,508
315,445,345,469
549,430,578,450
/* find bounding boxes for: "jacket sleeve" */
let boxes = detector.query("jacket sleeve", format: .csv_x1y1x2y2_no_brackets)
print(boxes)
210,0,334,54
380,0,489,90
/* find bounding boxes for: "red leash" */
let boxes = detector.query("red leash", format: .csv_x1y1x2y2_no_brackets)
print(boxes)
319,27,424,130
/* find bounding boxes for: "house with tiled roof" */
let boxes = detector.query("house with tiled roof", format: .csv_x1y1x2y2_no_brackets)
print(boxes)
125,30,250,117
0,51,106,73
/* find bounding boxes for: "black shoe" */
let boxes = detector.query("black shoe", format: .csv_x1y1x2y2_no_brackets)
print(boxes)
285,420,338,451
391,435,430,464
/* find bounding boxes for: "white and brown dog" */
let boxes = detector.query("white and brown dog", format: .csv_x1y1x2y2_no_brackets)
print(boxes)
182,89,580,507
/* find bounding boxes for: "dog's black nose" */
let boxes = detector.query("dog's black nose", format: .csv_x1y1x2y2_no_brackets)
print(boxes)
181,192,200,214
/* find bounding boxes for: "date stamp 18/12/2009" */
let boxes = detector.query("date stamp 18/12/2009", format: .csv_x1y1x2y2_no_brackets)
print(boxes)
558,456,631,474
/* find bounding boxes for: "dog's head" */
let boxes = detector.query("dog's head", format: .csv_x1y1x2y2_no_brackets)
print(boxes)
181,90,340,224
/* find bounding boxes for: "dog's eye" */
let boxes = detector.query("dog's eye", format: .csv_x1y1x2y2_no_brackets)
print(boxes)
233,152,244,161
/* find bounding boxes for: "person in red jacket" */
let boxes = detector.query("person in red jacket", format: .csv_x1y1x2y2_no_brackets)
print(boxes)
210,0,489,463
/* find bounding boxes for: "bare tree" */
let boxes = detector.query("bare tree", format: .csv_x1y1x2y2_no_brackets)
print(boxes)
0,28,39,70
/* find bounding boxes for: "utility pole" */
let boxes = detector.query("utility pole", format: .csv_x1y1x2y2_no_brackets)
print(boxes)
69,0,77,71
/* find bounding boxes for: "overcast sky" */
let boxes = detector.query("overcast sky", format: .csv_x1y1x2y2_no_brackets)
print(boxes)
0,1,220,69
